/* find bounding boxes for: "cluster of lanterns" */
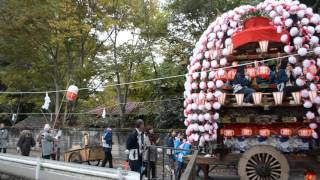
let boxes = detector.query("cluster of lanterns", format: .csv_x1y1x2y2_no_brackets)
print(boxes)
184,0,320,141
222,125,317,139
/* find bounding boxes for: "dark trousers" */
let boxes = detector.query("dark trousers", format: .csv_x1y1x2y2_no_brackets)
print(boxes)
42,155,50,159
238,87,254,103
101,150,113,168
175,161,185,180
129,155,143,180
0,148,6,153
143,161,156,178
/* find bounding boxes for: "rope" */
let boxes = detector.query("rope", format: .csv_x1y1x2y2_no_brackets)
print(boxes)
0,97,184,115
0,51,314,95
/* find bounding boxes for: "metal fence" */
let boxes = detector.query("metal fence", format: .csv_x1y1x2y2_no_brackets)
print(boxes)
143,145,196,180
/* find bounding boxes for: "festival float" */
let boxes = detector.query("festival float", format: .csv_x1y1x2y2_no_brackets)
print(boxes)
183,0,320,179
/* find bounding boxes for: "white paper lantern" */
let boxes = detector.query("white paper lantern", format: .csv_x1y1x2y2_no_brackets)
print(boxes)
204,113,211,121
301,89,309,98
306,111,315,119
213,102,221,110
192,114,199,121
312,131,318,139
310,123,318,129
314,47,320,55
303,100,312,108
191,82,198,89
192,72,199,80
207,92,214,100
296,78,305,86
293,67,302,76
205,102,212,110
220,58,227,66
314,96,320,104
200,81,207,89
198,114,204,122
211,60,219,68
214,90,222,98
289,27,299,37
303,59,311,68
200,71,207,80
213,112,219,120
306,73,314,81
310,36,319,45
216,80,224,88
288,56,297,64
191,103,198,110
298,48,307,56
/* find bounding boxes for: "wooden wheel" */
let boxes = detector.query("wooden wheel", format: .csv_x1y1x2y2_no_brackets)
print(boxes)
238,145,289,180
68,152,82,163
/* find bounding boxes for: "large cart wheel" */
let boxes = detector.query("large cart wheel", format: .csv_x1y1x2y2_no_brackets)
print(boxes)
68,152,82,163
238,145,289,180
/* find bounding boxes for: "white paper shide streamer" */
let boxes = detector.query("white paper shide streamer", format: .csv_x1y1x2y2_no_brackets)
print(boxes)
41,92,51,110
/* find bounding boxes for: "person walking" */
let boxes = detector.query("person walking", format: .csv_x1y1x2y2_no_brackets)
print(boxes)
0,123,9,153
126,119,144,176
17,129,36,156
101,126,113,168
143,127,159,179
40,124,54,159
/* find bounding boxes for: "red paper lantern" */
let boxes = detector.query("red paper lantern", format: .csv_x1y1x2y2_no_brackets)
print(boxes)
298,128,313,138
241,127,253,137
305,170,317,180
280,128,292,137
223,129,235,138
259,128,271,138
215,71,228,81
245,67,256,78
66,85,79,101
257,65,270,79
227,69,237,81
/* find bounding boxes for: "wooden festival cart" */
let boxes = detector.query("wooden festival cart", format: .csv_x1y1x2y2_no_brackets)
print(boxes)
64,145,105,166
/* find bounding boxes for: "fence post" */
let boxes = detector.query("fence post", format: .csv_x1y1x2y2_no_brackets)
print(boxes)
35,157,41,180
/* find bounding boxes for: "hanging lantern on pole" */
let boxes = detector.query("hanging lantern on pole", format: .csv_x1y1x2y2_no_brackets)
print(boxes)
257,65,270,79
304,170,317,180
66,85,79,101
259,40,269,53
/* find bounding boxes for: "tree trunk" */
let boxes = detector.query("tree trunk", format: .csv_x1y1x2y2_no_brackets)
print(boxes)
111,25,126,127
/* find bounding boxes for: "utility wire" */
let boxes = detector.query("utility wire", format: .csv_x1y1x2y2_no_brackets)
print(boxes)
0,51,314,95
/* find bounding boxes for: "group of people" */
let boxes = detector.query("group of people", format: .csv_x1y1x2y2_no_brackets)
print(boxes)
0,123,61,160
125,119,193,180
231,59,307,104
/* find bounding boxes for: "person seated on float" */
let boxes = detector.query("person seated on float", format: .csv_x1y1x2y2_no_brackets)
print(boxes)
231,66,255,104
274,60,289,92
